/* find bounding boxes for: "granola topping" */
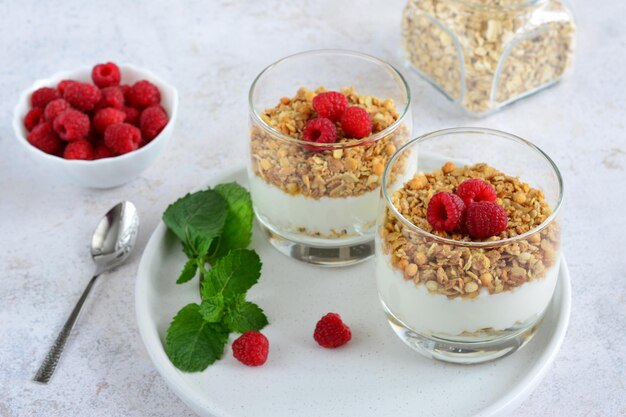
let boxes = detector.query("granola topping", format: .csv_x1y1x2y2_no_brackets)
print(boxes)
250,86,409,199
380,162,560,299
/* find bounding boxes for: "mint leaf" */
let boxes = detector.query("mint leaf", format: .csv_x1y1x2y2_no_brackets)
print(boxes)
165,304,229,372
224,298,268,333
199,295,225,322
176,258,198,284
201,249,261,299
163,189,228,258
209,183,254,262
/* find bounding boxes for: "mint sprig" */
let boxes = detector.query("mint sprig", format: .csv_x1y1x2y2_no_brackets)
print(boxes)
162,183,268,373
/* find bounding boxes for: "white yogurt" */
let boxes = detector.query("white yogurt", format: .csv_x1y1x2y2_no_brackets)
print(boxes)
248,174,380,240
375,248,560,335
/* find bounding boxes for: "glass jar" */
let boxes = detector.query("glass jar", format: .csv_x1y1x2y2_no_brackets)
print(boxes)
402,0,576,115
248,50,412,266
377,128,563,363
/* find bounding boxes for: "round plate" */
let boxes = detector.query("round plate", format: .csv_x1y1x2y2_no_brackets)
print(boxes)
135,168,572,417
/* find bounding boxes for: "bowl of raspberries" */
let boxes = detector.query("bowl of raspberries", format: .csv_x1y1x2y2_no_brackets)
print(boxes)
12,62,178,188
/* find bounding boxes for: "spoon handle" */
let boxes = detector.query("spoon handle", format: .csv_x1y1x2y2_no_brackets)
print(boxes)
34,274,100,384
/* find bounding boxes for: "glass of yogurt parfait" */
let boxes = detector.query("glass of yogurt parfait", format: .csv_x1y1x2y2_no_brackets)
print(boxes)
248,50,412,266
377,128,563,363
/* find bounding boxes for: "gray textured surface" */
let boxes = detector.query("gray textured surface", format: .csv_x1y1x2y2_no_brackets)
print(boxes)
0,1,624,416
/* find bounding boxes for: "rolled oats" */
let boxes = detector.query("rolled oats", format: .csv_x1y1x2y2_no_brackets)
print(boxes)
402,0,575,114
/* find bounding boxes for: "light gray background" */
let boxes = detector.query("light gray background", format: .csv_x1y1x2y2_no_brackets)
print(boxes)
1,1,624,416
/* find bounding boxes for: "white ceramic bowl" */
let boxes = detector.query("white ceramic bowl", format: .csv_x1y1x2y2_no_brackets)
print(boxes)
12,64,178,189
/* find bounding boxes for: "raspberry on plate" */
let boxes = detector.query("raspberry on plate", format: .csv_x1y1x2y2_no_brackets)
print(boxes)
232,331,269,366
63,81,102,112
97,86,125,110
24,108,44,131
426,192,466,232
456,178,497,207
31,87,60,108
53,110,90,142
129,80,161,109
93,108,126,133
64,140,94,160
303,118,337,146
312,91,349,122
104,123,141,155
465,201,508,239
313,312,352,348
139,105,168,141
27,122,63,154
91,62,121,88
44,98,70,122
340,106,372,139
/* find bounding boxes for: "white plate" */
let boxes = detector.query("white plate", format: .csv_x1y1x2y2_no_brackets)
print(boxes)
135,168,572,417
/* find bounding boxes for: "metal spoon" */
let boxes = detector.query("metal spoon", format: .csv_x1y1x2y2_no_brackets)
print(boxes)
33,201,139,384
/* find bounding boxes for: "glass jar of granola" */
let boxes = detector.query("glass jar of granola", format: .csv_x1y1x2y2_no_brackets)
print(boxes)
248,50,412,266
377,128,563,363
402,0,576,115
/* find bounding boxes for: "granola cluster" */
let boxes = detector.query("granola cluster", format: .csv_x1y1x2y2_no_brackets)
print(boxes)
380,162,560,299
250,87,409,199
402,0,575,114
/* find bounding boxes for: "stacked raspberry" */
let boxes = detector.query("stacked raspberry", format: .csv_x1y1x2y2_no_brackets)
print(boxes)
427,177,508,239
302,91,372,149
24,62,169,160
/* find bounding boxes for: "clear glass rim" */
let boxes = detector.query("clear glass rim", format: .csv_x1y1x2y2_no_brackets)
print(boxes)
248,49,412,150
450,0,547,9
381,127,564,248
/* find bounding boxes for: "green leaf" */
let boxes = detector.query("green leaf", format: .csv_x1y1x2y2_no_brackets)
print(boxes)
201,249,262,300
199,295,225,322
176,258,199,284
162,189,228,258
209,183,254,262
165,304,229,372
224,299,268,333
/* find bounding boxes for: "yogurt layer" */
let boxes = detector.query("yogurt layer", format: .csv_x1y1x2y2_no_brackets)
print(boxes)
249,174,380,239
375,248,560,335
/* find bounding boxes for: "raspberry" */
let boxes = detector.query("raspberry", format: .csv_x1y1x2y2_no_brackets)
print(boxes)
340,106,372,139
93,143,116,159
57,80,77,95
456,178,497,207
426,192,466,232
44,98,70,122
465,201,508,239
91,62,121,88
63,82,102,112
104,123,141,155
313,312,352,349
303,118,337,149
53,110,90,142
128,80,161,109
27,122,63,154
93,108,126,133
232,331,269,366
120,84,132,102
96,86,125,110
139,105,168,141
312,91,349,122
122,106,140,125
63,140,94,160
31,87,60,108
24,108,44,131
